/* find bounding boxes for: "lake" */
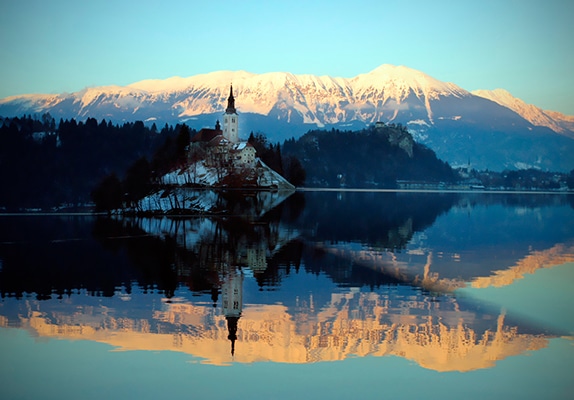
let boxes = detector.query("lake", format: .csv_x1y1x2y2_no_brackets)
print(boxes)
1,191,573,399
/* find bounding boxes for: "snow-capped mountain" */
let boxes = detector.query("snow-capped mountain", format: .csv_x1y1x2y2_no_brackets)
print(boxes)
1,64,573,171
472,88,574,139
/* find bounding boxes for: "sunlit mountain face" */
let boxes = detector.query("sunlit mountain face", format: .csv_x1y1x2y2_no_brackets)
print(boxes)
1,64,574,171
1,192,573,372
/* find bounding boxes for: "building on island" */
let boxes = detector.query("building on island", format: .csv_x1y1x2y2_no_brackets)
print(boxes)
189,85,256,168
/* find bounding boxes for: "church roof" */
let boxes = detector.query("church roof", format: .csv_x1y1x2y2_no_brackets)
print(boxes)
208,136,230,147
230,142,254,152
191,128,223,143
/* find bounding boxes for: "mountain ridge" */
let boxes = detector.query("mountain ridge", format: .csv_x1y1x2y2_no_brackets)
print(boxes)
472,88,574,139
1,64,573,171
2,64,570,124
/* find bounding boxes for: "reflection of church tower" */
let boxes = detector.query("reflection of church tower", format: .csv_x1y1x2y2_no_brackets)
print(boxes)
247,246,268,274
222,267,243,356
223,85,239,143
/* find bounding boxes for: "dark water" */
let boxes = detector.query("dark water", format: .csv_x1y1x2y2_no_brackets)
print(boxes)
1,191,573,399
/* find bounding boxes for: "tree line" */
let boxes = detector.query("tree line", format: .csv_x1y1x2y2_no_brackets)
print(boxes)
0,114,187,210
248,132,306,186
0,113,303,211
4,114,571,212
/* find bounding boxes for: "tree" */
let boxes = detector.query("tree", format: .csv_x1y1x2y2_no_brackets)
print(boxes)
283,155,306,186
566,169,574,189
91,173,123,213
248,132,268,155
123,157,152,208
175,124,191,165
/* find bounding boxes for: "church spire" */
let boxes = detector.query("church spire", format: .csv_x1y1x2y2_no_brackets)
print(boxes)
227,316,239,356
225,84,236,114
223,84,239,143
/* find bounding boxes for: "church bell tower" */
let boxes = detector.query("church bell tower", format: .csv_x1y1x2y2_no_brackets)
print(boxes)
223,85,239,143
222,268,243,356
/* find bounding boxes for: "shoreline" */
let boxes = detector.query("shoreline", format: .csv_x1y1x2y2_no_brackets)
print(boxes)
1,188,572,216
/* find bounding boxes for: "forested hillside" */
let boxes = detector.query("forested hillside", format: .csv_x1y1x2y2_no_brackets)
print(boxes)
0,115,186,210
0,115,458,211
282,124,457,188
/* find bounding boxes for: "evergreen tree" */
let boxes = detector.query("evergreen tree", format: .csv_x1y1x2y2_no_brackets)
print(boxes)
123,157,152,207
174,124,191,165
568,169,574,189
91,173,123,213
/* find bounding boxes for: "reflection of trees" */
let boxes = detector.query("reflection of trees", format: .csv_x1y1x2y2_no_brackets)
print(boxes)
281,192,459,289
0,216,139,299
0,190,300,299
292,192,458,250
2,192,572,299
106,190,303,296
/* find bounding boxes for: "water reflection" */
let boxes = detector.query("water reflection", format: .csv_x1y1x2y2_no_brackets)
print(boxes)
1,191,573,372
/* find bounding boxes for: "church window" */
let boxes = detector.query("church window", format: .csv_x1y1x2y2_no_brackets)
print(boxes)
233,301,239,309
232,118,235,123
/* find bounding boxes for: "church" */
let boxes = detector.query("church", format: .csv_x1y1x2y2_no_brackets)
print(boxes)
189,85,256,166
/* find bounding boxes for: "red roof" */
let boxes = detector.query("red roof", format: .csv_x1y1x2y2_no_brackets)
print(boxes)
191,128,223,143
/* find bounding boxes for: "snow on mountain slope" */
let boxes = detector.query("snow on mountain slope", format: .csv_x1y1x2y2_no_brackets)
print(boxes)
2,64,571,134
544,110,574,136
0,93,65,114
2,64,573,171
472,89,573,137
0,64,472,127
350,64,470,123
351,64,468,99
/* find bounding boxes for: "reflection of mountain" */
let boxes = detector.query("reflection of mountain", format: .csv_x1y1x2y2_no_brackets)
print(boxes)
470,243,574,288
0,287,549,372
311,242,574,293
2,192,573,373
295,193,574,291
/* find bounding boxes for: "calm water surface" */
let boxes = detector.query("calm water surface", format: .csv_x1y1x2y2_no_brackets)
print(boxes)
1,191,573,399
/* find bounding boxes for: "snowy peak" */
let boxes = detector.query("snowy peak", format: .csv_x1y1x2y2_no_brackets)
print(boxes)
0,64,474,126
1,64,574,172
472,88,573,137
352,64,469,99
0,63,571,140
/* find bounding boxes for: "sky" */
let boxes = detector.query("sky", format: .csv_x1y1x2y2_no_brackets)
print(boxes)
1,0,573,114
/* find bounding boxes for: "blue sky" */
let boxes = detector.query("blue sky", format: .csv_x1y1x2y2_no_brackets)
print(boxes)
1,0,573,114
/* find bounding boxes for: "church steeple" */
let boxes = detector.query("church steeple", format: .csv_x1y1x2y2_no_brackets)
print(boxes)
226,84,236,114
227,316,239,356
223,84,239,143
